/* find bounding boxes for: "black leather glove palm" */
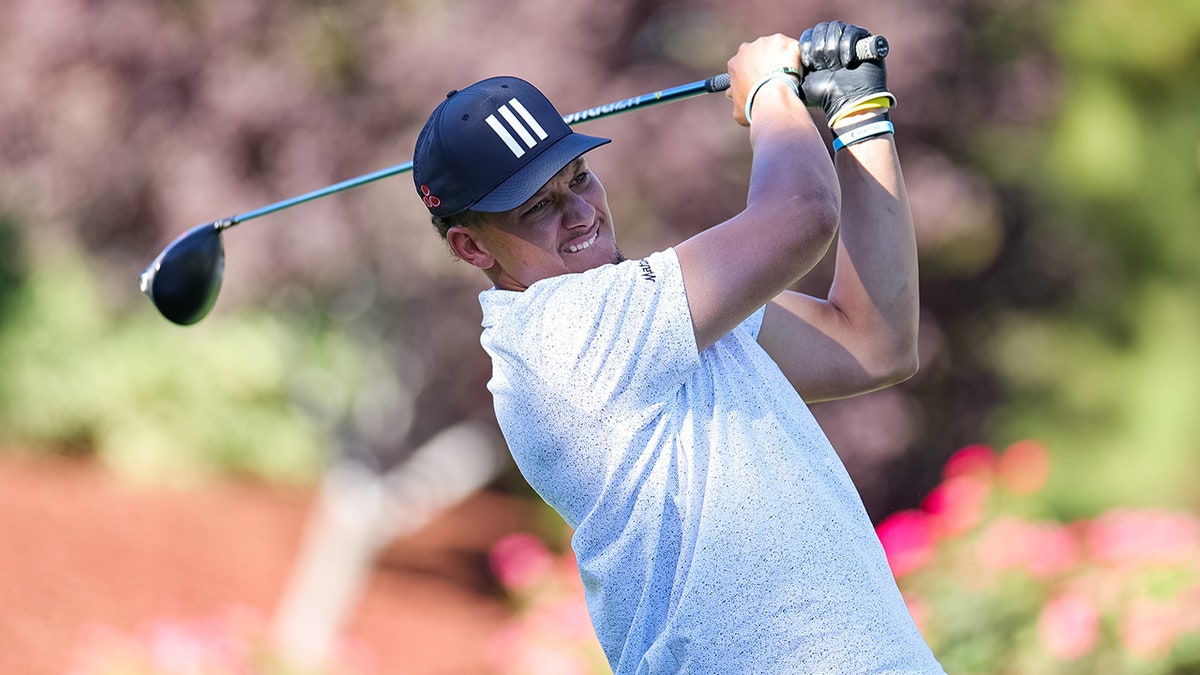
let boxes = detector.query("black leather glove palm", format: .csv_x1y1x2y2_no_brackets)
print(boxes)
799,21,896,124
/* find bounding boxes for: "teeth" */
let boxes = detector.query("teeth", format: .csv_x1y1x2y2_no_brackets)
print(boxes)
566,230,598,253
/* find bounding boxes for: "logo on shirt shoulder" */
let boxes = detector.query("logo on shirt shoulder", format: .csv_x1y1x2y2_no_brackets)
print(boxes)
638,259,656,282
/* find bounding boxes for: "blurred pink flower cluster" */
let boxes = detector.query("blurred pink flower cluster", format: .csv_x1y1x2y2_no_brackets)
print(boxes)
877,441,1200,670
487,533,609,675
69,607,375,675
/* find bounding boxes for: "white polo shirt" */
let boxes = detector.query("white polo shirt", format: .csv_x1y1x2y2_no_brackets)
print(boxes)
479,248,944,674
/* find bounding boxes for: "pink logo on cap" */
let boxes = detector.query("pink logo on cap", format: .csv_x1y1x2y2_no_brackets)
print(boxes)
419,184,441,209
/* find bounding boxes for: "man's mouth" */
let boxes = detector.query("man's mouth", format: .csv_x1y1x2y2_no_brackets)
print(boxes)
565,228,599,254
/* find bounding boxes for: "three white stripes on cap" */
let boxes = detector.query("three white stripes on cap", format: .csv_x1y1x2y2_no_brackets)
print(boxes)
485,98,548,158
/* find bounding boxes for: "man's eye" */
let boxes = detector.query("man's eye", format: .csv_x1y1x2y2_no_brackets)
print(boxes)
571,172,590,187
525,199,550,216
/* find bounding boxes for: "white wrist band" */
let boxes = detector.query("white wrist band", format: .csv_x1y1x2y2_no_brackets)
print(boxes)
831,120,894,151
744,71,801,125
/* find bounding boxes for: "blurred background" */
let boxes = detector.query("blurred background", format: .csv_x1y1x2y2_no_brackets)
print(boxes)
0,0,1198,673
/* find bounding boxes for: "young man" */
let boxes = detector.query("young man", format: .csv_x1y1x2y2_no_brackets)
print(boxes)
413,21,944,674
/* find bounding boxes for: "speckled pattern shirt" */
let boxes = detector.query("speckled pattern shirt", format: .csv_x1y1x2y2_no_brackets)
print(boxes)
479,248,945,674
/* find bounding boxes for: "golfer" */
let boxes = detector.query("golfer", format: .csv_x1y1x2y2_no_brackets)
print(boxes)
412,21,944,674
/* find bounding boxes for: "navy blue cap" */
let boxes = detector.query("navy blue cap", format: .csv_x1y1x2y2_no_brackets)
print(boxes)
413,76,610,219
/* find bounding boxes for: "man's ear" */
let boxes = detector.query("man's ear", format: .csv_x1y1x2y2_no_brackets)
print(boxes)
446,226,495,270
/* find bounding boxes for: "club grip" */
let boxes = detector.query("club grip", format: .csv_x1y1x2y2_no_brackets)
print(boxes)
854,35,889,62
706,73,731,93
704,34,887,94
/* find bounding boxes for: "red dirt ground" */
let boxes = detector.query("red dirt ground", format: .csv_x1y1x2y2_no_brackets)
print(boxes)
0,452,540,675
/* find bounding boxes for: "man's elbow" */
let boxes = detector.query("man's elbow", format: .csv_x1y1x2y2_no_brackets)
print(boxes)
804,194,841,248
773,195,839,272
858,334,919,391
875,342,920,388
889,348,920,385
747,182,839,261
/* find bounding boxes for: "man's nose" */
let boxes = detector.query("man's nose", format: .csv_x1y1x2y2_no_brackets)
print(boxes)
562,192,594,228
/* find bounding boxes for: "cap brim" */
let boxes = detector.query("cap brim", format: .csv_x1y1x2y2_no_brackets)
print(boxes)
470,132,611,213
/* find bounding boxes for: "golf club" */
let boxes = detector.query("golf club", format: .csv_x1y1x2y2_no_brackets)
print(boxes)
139,35,887,325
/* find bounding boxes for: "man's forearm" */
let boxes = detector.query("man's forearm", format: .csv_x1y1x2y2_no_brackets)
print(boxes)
827,132,920,377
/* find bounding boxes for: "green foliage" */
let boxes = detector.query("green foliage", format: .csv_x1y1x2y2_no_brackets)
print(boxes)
980,0,1200,517
0,247,367,486
0,214,24,316
986,285,1200,517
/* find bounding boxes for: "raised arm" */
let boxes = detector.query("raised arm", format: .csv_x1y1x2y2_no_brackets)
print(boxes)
757,21,919,402
674,34,841,352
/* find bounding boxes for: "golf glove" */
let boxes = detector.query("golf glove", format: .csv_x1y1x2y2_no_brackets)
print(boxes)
799,21,896,125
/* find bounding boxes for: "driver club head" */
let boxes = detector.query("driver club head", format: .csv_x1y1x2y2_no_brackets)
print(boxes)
139,222,225,325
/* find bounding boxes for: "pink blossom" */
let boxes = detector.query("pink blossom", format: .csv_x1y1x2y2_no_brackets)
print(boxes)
525,596,596,642
921,475,990,537
978,517,1021,569
996,439,1051,495
876,509,936,578
146,616,246,674
1024,522,1079,578
978,516,1078,579
489,611,596,675
941,444,996,483
1120,598,1181,658
488,624,527,668
69,609,381,675
1086,509,1200,568
1039,591,1099,661
490,532,556,592
1179,585,1200,634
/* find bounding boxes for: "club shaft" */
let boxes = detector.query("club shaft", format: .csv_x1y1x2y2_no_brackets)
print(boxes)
559,74,729,125
228,162,414,226
216,75,729,230
217,34,885,231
